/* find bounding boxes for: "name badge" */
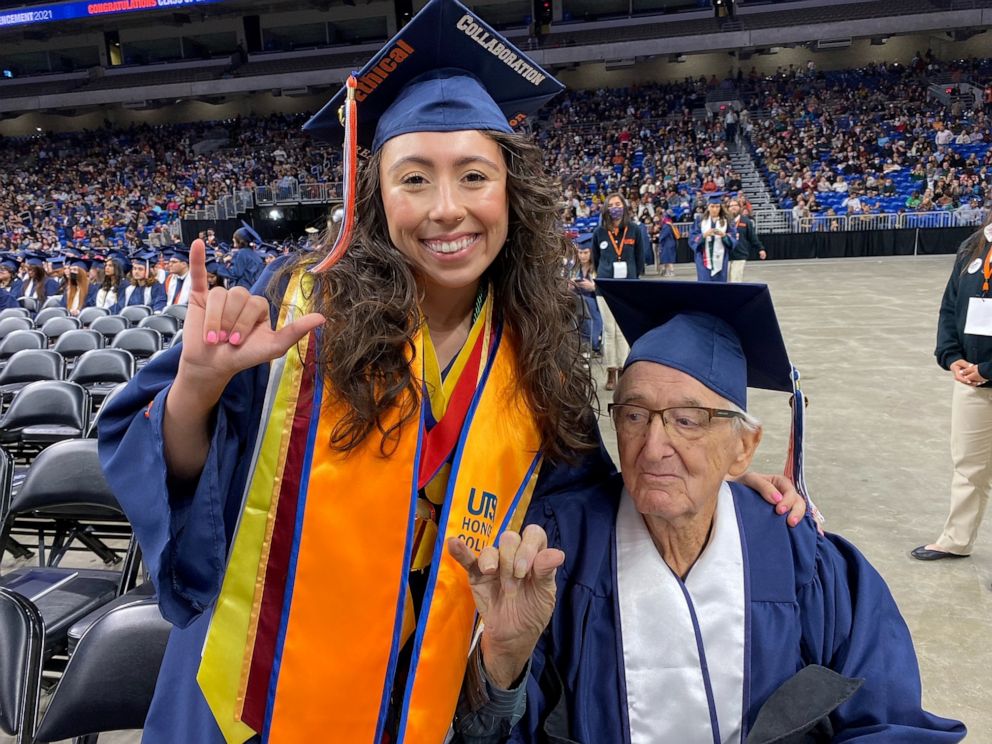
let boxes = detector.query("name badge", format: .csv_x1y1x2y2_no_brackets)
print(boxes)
965,297,992,336
968,258,982,274
613,261,628,279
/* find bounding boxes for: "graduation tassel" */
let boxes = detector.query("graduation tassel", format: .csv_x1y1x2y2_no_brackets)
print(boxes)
784,366,824,525
311,74,358,274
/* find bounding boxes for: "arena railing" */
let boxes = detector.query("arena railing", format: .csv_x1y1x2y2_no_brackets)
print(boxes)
753,209,982,234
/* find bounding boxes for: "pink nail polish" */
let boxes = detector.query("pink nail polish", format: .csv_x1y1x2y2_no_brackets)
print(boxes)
219,331,228,343
230,332,241,345
773,492,783,503
206,331,217,344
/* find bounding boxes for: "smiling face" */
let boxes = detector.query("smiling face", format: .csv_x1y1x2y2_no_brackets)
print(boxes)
378,130,509,297
615,362,760,526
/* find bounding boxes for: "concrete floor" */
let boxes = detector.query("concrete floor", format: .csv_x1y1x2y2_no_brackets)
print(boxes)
2,254,988,742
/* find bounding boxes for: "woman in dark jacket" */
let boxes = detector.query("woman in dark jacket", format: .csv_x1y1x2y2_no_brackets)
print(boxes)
590,192,646,389
913,219,992,560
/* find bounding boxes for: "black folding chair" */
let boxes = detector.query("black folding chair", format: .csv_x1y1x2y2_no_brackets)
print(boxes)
86,382,128,438
77,307,110,328
17,298,37,314
162,303,187,324
36,594,167,744
69,349,135,407
0,308,31,321
0,350,65,402
39,298,62,311
138,313,179,343
34,307,69,327
0,587,44,744
111,328,162,362
53,329,105,364
0,331,47,362
89,316,128,344
119,305,152,326
0,381,90,458
0,316,34,340
40,316,81,341
0,439,134,576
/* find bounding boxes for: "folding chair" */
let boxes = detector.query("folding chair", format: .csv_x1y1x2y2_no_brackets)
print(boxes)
0,587,44,744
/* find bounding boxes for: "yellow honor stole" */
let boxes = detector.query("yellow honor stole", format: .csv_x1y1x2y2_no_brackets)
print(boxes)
197,274,543,743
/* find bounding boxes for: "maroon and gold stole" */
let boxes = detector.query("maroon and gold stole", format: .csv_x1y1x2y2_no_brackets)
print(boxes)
197,274,543,743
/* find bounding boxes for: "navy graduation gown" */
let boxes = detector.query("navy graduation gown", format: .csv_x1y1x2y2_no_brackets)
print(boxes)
59,284,98,310
114,282,167,313
230,249,265,289
96,259,616,743
513,478,965,743
689,220,737,283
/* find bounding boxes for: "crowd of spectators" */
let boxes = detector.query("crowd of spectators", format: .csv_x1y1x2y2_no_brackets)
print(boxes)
5,49,992,257
0,113,341,255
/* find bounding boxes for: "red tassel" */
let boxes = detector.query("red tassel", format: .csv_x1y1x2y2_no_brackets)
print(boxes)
311,75,358,274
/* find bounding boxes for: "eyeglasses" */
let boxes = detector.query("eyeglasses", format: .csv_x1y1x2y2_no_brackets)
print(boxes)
608,403,744,442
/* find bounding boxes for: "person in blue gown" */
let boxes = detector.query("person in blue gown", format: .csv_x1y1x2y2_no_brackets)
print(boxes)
506,280,966,744
657,213,678,278
0,254,24,298
59,257,97,315
21,254,60,305
228,225,265,289
115,249,167,312
689,195,738,283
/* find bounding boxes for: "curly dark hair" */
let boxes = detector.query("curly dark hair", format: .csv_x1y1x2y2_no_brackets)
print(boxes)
275,130,596,462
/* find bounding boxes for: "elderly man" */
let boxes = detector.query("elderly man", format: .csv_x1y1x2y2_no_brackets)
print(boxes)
507,281,964,743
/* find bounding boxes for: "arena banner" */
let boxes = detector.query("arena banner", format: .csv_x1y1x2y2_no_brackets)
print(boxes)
675,228,969,263
0,0,223,29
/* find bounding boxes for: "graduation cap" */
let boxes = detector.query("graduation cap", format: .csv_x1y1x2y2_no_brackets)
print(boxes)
68,257,91,271
302,0,564,273
24,252,46,268
234,221,262,247
205,260,232,279
705,192,727,205
107,251,132,274
0,253,19,273
598,279,811,505
573,232,594,249
167,246,191,263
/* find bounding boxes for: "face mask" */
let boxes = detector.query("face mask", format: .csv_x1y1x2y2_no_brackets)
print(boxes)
608,206,625,221
984,223,992,243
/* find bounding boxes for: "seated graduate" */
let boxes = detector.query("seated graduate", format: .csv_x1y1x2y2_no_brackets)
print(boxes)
0,253,24,297
60,256,97,315
21,253,60,305
506,281,966,744
96,252,131,311
114,249,167,312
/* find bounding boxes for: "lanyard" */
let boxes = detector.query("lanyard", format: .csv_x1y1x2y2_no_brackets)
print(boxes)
984,242,992,293
607,226,629,259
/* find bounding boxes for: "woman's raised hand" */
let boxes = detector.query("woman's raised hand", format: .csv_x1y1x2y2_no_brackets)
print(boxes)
178,239,325,393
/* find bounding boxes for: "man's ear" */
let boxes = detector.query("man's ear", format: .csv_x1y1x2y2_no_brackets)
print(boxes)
726,425,762,479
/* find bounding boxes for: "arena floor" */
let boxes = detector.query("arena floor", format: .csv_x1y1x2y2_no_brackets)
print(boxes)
2,254,989,742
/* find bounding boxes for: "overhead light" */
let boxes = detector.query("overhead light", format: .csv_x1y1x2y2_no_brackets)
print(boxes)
304,226,318,234
268,208,284,220
35,127,42,132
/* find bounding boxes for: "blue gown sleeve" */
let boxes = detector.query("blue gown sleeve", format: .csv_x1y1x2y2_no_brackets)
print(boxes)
0,289,19,310
723,223,739,254
689,219,704,252
799,533,966,741
97,260,290,627
96,347,269,627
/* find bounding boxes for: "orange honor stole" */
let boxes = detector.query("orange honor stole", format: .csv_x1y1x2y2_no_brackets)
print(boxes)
198,274,542,743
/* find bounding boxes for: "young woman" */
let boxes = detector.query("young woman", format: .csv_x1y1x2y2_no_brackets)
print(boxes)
60,258,96,315
20,259,56,305
571,238,602,356
657,210,679,278
0,256,23,297
914,216,992,561
96,255,130,311
690,195,739,283
590,192,647,390
98,3,804,741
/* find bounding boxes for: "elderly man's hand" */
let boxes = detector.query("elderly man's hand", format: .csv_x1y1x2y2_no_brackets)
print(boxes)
739,472,808,527
447,526,563,690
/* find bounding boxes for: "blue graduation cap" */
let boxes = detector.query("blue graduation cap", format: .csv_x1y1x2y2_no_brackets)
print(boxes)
107,251,132,274
167,246,191,263
234,221,262,247
48,255,66,268
598,279,810,505
0,253,19,273
303,0,563,150
574,232,594,249
68,257,91,271
205,260,232,279
24,253,46,268
705,192,727,205
302,0,564,273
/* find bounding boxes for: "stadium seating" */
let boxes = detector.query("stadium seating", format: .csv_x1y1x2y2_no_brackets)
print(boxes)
0,332,47,362
0,381,90,450
52,329,106,363
0,351,65,401
119,305,152,326
77,307,111,328
0,587,44,743
88,316,128,343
